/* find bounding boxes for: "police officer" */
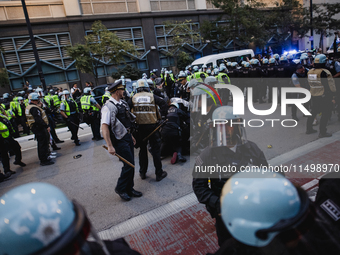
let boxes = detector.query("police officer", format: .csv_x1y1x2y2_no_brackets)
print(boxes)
10,95,29,136
26,93,54,166
36,88,63,147
0,182,142,254
160,102,188,164
52,89,61,109
212,171,340,255
193,106,268,247
291,64,310,121
164,71,174,98
177,71,190,100
129,79,167,181
0,113,25,176
193,65,208,82
306,54,336,137
81,87,102,141
60,90,81,146
249,59,264,103
101,80,142,201
102,86,111,105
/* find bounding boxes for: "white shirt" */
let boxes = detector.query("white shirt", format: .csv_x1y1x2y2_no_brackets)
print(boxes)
101,97,123,126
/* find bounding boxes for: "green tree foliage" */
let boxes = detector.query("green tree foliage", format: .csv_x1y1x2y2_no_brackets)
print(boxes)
310,3,340,49
202,0,310,51
203,0,270,50
177,51,194,71
112,65,141,81
163,20,200,71
267,0,310,49
67,21,137,86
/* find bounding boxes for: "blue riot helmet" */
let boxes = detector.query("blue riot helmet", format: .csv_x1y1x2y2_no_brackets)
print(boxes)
314,54,327,65
252,59,259,65
262,59,269,65
84,87,91,94
191,84,216,113
206,69,212,75
300,53,308,60
273,53,280,60
28,92,39,101
243,62,250,68
210,105,247,148
170,102,179,109
249,59,254,65
287,54,293,60
0,182,112,255
280,55,288,62
3,93,9,99
204,76,218,87
227,62,232,67
269,58,276,64
136,79,150,93
241,61,246,66
170,97,190,111
231,62,238,67
193,66,199,72
220,65,227,72
214,68,220,75
220,171,311,247
188,79,199,89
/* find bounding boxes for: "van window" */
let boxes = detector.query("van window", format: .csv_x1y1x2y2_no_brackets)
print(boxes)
217,54,252,66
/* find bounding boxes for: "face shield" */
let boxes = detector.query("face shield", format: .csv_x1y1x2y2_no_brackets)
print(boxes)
209,118,247,148
47,200,111,255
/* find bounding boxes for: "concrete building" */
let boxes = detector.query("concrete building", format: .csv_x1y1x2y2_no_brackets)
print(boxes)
0,0,338,91
0,0,223,91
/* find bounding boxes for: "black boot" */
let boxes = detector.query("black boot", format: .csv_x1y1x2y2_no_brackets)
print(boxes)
177,153,187,162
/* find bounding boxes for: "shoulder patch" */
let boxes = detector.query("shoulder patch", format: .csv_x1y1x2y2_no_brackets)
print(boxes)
320,199,340,221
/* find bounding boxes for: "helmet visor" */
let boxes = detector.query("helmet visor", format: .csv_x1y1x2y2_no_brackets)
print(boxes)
209,118,247,148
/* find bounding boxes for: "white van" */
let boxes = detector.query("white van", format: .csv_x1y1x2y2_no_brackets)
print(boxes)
191,49,255,68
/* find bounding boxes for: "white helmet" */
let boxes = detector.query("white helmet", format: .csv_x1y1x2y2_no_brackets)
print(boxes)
63,90,70,95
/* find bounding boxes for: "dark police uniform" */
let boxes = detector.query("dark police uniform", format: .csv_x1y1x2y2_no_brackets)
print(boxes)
129,88,167,180
26,103,52,165
160,104,189,161
61,96,80,145
193,142,268,246
101,81,138,200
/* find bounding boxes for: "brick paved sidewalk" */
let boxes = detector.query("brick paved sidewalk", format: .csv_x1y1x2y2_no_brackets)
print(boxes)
103,137,340,255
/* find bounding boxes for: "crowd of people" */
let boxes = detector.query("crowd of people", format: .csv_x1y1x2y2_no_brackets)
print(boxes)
1,47,340,254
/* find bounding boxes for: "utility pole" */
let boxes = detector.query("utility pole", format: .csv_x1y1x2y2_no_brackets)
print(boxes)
310,0,314,50
21,0,47,92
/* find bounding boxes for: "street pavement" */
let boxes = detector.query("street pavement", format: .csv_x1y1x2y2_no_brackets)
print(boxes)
1,102,340,254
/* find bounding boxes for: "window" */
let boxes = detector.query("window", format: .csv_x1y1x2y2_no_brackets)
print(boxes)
0,33,78,90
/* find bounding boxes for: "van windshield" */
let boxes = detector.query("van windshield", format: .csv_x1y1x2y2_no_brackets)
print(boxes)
217,54,251,65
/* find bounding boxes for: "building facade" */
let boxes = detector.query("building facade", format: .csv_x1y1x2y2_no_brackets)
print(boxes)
0,0,338,91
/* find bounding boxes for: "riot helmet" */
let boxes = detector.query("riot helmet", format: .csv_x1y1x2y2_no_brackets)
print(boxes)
209,106,247,148
0,182,112,255
220,171,312,247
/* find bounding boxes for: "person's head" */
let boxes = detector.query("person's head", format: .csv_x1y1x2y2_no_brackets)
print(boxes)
0,182,111,255
83,87,91,95
150,75,156,81
204,76,217,87
28,93,40,104
193,66,199,72
307,50,313,57
108,80,125,99
73,83,78,88
220,171,313,248
35,88,44,98
85,82,90,87
210,106,246,148
63,90,71,100
314,54,327,68
296,64,305,74
178,71,187,85
269,58,275,65
25,81,29,85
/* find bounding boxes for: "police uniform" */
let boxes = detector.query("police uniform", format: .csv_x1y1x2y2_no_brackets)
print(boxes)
193,142,268,246
129,82,167,180
0,116,24,175
60,96,80,145
80,94,102,140
101,80,140,201
26,102,52,165
160,104,189,162
306,66,336,136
